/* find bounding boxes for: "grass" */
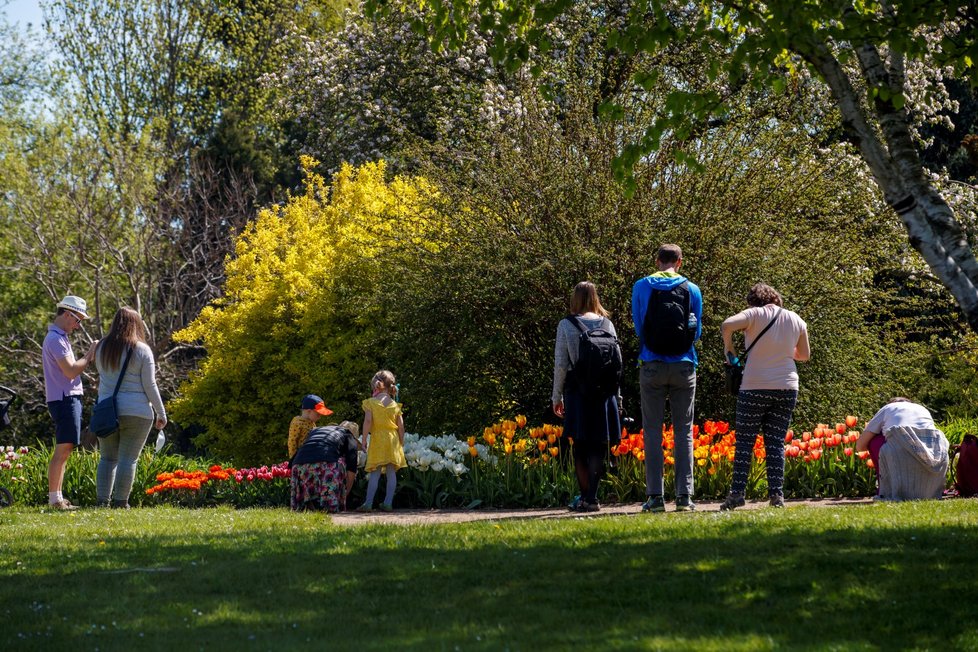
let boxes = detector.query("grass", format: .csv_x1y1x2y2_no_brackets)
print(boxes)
1,501,977,651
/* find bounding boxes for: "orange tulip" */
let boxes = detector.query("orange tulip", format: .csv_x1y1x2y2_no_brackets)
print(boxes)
835,423,846,435
468,445,479,457
537,440,547,452
845,415,858,428
802,431,812,442
467,436,476,447
549,447,559,457
784,430,794,443
515,414,527,428
844,447,853,456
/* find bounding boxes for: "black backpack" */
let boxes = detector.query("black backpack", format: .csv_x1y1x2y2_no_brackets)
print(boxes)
566,316,623,399
642,281,696,356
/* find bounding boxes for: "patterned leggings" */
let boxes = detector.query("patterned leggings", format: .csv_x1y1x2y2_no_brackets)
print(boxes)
730,389,798,496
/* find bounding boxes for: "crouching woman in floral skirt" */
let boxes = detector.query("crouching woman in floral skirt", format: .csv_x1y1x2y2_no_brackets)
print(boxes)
290,420,361,512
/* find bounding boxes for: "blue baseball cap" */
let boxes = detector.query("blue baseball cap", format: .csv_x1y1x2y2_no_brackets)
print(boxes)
301,394,333,416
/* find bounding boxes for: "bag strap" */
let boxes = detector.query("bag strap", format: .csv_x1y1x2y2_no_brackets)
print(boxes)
567,314,589,335
110,347,134,399
743,308,782,358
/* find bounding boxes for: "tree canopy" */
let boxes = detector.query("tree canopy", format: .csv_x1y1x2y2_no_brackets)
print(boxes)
367,0,978,329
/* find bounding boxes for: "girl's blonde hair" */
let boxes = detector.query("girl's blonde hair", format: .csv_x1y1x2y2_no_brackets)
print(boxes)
371,370,397,398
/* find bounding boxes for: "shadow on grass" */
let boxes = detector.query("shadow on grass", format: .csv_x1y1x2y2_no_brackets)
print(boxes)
2,504,977,651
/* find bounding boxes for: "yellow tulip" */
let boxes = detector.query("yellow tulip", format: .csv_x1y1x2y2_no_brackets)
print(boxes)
468,446,479,457
467,436,477,447
516,414,527,428
504,444,513,455
549,447,559,457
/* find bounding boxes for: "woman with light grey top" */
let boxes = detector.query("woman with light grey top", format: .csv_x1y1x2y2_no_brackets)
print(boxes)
94,307,167,508
552,281,622,512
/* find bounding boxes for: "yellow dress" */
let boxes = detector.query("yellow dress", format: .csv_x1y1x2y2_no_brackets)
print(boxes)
362,397,406,472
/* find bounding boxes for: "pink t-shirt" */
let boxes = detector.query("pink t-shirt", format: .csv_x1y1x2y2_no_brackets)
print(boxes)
738,305,808,391
42,325,83,402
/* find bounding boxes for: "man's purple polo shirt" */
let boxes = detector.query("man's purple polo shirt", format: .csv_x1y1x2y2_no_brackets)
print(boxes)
42,325,83,402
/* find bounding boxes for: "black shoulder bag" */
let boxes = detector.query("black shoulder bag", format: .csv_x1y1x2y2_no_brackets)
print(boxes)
724,309,781,396
90,347,134,437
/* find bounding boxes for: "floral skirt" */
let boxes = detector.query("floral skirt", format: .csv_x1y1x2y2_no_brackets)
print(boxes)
290,460,347,513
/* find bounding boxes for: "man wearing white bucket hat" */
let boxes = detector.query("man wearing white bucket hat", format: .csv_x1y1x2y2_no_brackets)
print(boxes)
42,295,99,510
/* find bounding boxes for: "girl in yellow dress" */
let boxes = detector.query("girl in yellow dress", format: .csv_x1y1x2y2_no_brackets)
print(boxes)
356,370,406,512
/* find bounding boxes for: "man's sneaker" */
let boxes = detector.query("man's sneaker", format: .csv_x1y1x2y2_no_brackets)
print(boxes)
769,493,785,508
675,495,696,512
568,495,583,511
50,499,79,511
719,492,746,511
378,503,393,512
641,495,665,513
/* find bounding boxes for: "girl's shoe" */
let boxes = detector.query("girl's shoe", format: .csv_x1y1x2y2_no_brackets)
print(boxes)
769,493,785,508
355,504,373,513
378,503,393,512
719,492,746,511
580,500,600,513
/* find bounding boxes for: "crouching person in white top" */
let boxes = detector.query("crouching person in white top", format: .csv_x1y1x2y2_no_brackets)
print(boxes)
856,398,948,501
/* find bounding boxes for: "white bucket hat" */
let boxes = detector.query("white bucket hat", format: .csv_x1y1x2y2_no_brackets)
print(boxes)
56,295,89,320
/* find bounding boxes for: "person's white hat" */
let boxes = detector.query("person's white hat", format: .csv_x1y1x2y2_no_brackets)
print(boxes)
56,295,89,320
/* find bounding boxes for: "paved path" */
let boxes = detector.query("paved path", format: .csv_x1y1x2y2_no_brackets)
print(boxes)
331,497,875,526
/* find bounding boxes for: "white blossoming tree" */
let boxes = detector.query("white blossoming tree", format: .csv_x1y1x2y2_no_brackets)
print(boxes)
274,3,523,172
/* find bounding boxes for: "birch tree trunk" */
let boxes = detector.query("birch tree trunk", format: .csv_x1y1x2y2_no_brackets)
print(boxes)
803,40,978,330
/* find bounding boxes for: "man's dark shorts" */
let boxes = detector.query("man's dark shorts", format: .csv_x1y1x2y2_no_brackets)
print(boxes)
47,395,82,446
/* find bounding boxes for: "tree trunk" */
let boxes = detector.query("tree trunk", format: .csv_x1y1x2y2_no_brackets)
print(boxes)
804,41,978,331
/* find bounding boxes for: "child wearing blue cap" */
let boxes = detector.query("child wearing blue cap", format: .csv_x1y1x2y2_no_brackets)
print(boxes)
288,394,333,458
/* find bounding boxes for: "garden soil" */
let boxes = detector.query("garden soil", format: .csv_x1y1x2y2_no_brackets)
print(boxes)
331,497,875,526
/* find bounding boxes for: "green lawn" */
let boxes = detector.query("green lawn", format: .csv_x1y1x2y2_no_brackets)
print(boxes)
1,501,976,651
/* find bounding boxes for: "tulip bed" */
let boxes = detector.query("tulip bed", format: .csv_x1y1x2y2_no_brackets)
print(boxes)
1,415,962,508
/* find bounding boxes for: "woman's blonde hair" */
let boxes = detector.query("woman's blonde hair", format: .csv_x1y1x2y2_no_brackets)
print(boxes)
569,281,609,317
371,370,397,398
98,307,148,370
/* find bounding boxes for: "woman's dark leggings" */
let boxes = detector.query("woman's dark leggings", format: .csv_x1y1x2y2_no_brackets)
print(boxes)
730,389,798,496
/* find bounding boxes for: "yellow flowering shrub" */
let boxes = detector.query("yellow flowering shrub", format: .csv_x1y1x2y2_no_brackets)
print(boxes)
170,158,441,464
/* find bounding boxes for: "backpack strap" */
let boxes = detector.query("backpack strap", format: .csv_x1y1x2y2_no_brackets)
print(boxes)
567,314,589,335
743,308,782,358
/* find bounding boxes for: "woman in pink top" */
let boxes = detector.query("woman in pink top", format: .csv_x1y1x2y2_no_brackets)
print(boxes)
719,283,810,510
